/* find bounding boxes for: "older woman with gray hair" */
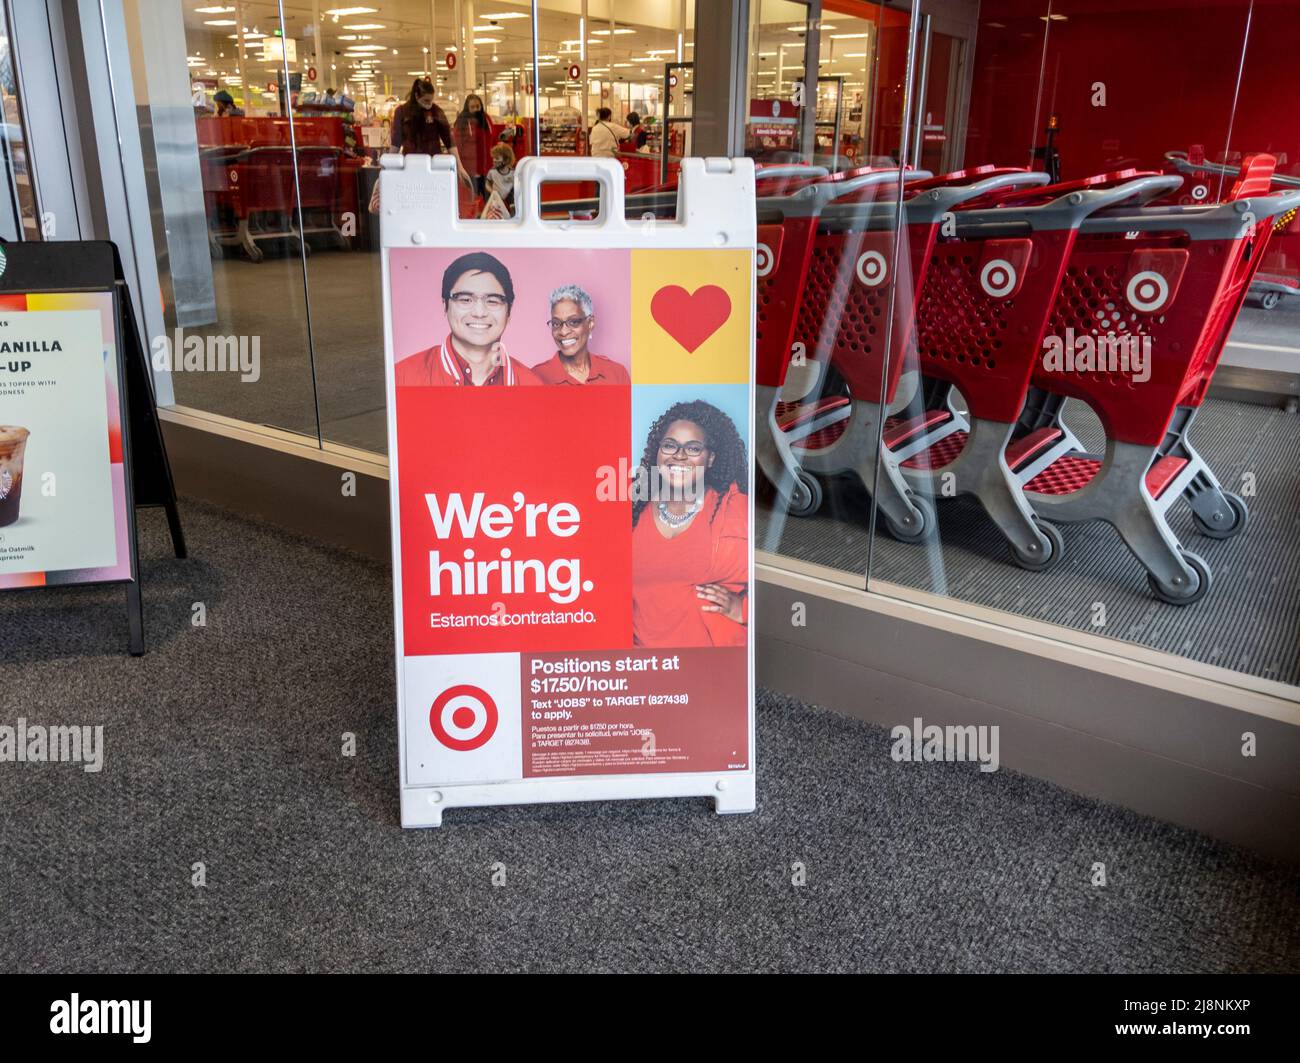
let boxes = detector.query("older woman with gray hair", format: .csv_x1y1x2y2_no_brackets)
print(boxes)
533,283,631,386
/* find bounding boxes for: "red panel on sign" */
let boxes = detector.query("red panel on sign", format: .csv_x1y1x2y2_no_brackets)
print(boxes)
396,385,632,655
522,647,748,776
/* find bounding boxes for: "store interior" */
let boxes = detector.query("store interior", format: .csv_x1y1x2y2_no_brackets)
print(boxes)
118,0,1300,693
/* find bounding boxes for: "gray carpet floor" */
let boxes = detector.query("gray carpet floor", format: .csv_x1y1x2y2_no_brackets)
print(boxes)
1,499,1297,972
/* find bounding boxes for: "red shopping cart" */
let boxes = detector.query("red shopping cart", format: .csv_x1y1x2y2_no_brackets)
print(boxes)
1021,153,1300,602
897,172,1182,570
775,166,1051,541
754,166,932,516
1166,149,1300,310
217,145,349,261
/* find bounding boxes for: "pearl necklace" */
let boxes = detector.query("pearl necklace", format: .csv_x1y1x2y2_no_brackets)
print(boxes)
656,499,702,527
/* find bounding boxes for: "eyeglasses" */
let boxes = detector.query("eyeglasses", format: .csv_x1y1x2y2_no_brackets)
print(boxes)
659,439,709,458
449,292,508,310
547,315,589,331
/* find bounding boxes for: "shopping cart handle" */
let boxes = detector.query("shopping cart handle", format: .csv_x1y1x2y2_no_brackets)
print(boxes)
914,170,1050,213
1240,188,1300,221
1051,174,1184,217
1165,150,1300,190
813,167,932,208
755,164,831,181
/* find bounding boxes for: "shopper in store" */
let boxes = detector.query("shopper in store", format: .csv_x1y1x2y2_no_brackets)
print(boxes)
631,400,749,647
624,112,649,151
394,252,540,387
212,90,243,118
588,107,630,158
454,93,494,201
533,284,630,386
391,77,473,191
485,143,516,212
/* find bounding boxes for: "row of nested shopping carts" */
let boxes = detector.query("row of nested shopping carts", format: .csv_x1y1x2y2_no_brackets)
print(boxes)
752,156,1300,604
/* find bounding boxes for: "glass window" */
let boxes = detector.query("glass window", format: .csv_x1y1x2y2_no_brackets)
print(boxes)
120,0,322,441
751,0,1300,690
0,8,39,241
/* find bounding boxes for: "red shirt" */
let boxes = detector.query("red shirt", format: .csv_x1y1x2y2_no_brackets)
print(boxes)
632,485,749,648
532,351,631,386
456,121,495,177
394,335,542,387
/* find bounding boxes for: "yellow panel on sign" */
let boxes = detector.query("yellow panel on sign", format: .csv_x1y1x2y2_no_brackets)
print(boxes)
631,248,752,385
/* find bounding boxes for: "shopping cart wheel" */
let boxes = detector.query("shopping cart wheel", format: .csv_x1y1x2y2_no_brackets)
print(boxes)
1147,551,1212,605
1008,518,1064,572
1260,290,1281,311
884,493,936,544
1193,491,1248,540
784,470,823,518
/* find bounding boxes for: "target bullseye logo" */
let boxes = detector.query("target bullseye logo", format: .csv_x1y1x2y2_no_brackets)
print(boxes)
980,259,1017,298
1191,184,1208,202
430,684,499,751
755,243,774,278
1126,270,1170,312
855,250,887,287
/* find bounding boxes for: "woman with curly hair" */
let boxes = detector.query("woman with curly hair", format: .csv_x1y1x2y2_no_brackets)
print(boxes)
632,400,749,647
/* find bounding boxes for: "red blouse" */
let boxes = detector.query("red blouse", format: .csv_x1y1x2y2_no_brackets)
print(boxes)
632,484,749,648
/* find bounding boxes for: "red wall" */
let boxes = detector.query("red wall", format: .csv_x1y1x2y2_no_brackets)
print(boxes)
965,0,1297,179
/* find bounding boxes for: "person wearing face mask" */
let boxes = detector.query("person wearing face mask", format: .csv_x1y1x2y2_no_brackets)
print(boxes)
392,78,473,191
533,284,630,386
454,93,494,201
631,401,749,647
395,252,541,387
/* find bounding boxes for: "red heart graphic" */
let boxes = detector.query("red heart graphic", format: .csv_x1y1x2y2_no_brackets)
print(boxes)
650,285,732,353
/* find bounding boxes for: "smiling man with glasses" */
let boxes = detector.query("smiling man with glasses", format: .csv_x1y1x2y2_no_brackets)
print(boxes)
394,252,541,387
533,284,630,387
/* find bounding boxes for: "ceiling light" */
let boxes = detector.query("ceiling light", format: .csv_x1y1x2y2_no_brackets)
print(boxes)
482,11,528,19
344,23,385,30
324,7,377,15
204,19,236,26
195,5,235,12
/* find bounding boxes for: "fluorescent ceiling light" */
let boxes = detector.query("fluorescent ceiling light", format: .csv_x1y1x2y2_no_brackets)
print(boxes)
344,23,386,30
475,37,502,44
830,33,869,39
482,12,529,19
204,19,236,26
195,6,235,12
324,7,377,15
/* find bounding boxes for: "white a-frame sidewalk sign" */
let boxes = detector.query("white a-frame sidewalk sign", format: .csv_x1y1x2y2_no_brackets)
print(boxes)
381,153,757,826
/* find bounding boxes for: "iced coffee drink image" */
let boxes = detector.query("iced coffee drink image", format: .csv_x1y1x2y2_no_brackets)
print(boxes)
0,426,30,528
